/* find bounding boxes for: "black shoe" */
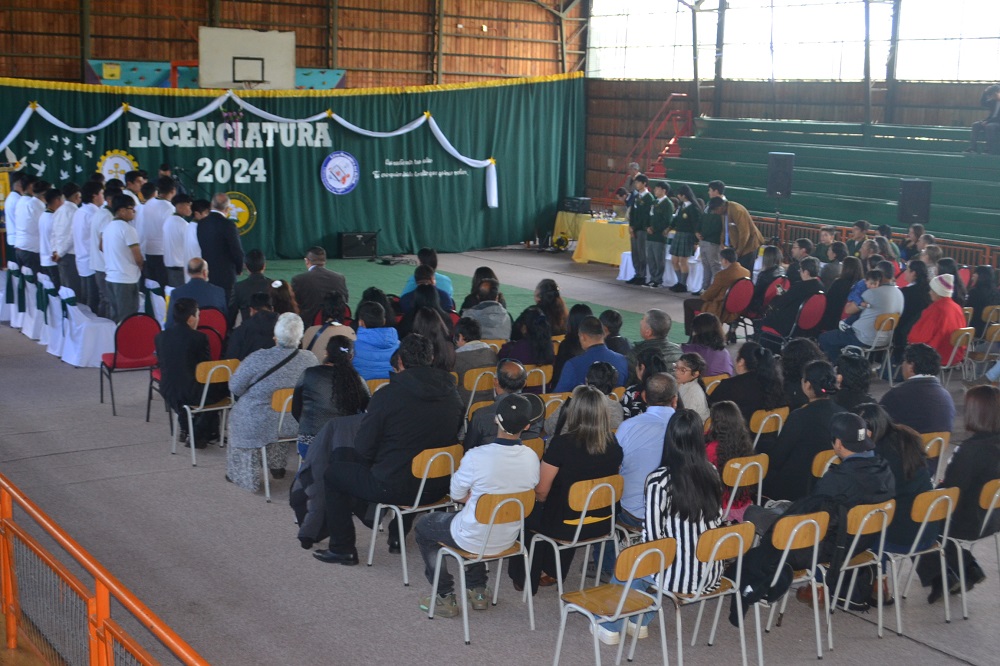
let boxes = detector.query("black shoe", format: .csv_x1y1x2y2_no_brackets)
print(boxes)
313,549,360,566
270,468,286,479
964,564,986,591
626,276,643,285
690,290,702,296
388,540,402,554
928,572,960,604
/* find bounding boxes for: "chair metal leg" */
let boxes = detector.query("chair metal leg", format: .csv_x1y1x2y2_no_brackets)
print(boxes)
492,558,504,606
99,365,105,403
366,504,386,567
824,580,833,651
810,577,824,658
707,596,725,646
753,602,764,666
734,591,749,666
657,608,670,666
580,543,592,591
553,603,570,666
187,410,197,466
595,542,607,589
396,508,409,586
903,553,921,598
876,562,885,637
592,617,603,666
457,557,471,645
524,552,536,630
690,600,705,646
170,410,179,455
523,538,537,604
947,546,957,624
674,606,684,666
615,614,630,666
261,444,271,502
429,550,445,619
146,377,153,422
889,558,903,636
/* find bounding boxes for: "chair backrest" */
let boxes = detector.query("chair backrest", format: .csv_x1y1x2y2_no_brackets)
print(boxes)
197,326,224,361
474,489,536,525
703,373,729,395
366,377,390,393
979,478,1000,511
721,453,769,491
468,399,494,420
614,538,677,584
958,266,972,288
983,305,1000,326
567,474,625,513
920,431,950,461
113,313,160,361
981,323,1000,346
762,277,790,309
523,364,553,392
696,521,755,563
199,306,228,340
724,278,754,315
911,487,959,524
795,292,827,331
541,392,572,419
522,437,544,460
771,511,830,552
811,449,840,478
846,500,896,537
870,312,900,343
963,307,974,327
411,443,464,480
749,407,789,435
464,368,496,392
946,328,975,364
194,358,239,384
270,387,295,412
481,338,507,352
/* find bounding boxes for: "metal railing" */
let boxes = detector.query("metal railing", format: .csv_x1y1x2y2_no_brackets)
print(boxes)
0,473,208,666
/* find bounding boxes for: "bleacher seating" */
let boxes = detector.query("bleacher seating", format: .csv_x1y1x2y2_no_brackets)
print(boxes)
665,118,1000,245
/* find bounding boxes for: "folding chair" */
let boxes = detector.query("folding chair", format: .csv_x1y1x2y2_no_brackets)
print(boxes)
100,313,161,416
481,338,507,352
962,307,974,327
554,538,678,666
758,293,826,350
859,313,899,385
720,453,769,522
663,521,756,666
18,266,44,341
720,278,754,341
742,277,790,340
525,475,625,596
825,500,896,639
948,478,1000,620
170,359,238,466
59,286,115,368
262,388,298,503
811,449,841,479
0,261,18,324
198,325,224,361
940,327,974,387
428,489,537,645
702,373,729,396
541,392,573,419
522,437,545,460
198,305,229,342
921,432,951,485
38,274,65,357
366,377,390,394
366,443,463,585
763,511,832,660
965,323,1000,379
35,273,54,347
523,364,553,393
887,487,959,633
748,406,789,448
462,368,497,420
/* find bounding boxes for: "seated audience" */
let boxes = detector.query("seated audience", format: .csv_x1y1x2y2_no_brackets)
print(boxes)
834,347,875,411
899,223,924,261
463,360,543,451
621,347,669,420
780,338,826,410
759,360,847,501
908,274,967,365
292,335,370,458
453,317,499,408
552,303,593,385
461,278,511,340
880,343,956,436
415,393,541,618
410,307,456,372
459,266,507,312
600,309,631,356
352,301,400,381
785,238,814,285
936,258,968,307
553,316,628,393
507,385,624,595
229,248,270,325
760,256,822,346
821,241,847,290
705,400,755,522
401,247,454,299
533,278,568,335
748,245,785,316
302,292,356,363
225,292,277,361
920,244,943,277
628,308,683,381
682,247,750,336
674,352,710,421
682,312,734,377
812,226,836,262
965,265,1000,337
227,313,319,491
269,279,300,316
709,342,787,425
876,224,901,262
400,264,455,315
167,257,227,324
313,334,463,565
499,306,555,366
398,283,454,338
819,256,863,333
819,263,903,362
291,246,348,327
893,260,932,357
358,286,396,325
546,361,624,437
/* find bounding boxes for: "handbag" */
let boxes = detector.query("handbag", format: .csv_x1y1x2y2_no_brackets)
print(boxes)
243,349,300,395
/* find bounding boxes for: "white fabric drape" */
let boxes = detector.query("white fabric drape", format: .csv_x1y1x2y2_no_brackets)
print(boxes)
1,91,498,208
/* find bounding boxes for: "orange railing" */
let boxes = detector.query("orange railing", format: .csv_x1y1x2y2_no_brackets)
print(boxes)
0,473,208,665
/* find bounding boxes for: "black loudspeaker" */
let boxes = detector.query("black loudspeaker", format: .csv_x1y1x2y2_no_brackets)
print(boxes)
766,152,795,199
339,232,377,259
898,179,932,225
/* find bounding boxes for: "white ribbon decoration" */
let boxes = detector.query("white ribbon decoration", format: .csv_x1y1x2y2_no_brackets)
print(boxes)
1,91,499,208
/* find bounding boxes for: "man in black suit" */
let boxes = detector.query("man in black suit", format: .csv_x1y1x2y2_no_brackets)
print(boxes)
291,246,349,327
167,257,228,324
229,248,271,325
196,193,244,299
759,256,823,349
154,298,223,445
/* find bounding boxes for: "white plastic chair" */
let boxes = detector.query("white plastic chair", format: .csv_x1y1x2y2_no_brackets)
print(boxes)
37,274,65,356
0,262,15,323
59,286,115,368
19,266,45,341
3,260,24,328
141,278,168,328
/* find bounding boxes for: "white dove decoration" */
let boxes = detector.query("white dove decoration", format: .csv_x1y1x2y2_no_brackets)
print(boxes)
45,148,54,157
75,143,83,151
50,135,58,142
74,165,83,173
24,139,39,154
31,162,46,176
62,150,71,161
86,135,96,144
62,137,70,145
60,170,70,181
84,150,93,158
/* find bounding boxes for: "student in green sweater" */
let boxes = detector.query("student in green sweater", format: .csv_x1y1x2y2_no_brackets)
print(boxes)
668,184,701,293
645,181,673,288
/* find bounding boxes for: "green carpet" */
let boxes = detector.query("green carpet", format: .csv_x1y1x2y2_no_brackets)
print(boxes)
262,258,669,344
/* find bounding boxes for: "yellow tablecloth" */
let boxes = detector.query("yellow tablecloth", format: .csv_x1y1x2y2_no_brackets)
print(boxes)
572,221,631,266
553,211,592,240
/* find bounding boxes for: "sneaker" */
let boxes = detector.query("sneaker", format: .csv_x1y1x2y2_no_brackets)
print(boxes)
625,620,649,639
590,623,621,645
467,587,490,610
420,593,459,618
962,376,994,389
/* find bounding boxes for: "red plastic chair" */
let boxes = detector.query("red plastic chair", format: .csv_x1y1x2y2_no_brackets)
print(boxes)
790,293,828,338
146,366,168,424
762,277,791,310
198,306,228,342
723,278,754,341
100,313,161,416
198,326,224,361
959,266,972,288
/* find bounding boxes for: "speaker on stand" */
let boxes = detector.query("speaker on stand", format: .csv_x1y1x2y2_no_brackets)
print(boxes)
898,178,931,226
766,151,795,242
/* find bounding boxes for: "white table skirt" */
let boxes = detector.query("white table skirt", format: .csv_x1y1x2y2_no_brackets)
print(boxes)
617,247,704,288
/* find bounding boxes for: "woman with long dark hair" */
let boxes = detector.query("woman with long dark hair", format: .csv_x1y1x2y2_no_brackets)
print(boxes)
460,266,507,312
709,342,786,424
508,385,623,596
893,259,932,356
760,360,846,501
819,255,863,332
551,303,594,386
780,338,826,410
749,245,786,315
410,307,456,372
834,347,875,410
534,278,568,335
966,265,1000,337
674,352,710,421
705,400,755,522
398,284,453,338
937,258,968,306
682,312,734,377
500,306,555,365
292,335,371,458
620,347,669,419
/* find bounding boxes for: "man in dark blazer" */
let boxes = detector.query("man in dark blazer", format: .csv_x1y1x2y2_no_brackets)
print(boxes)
168,257,228,324
291,246,349,327
760,256,824,341
196,193,244,299
229,248,271,325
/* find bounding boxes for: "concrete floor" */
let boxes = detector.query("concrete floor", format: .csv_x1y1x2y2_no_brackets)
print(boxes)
0,249,997,665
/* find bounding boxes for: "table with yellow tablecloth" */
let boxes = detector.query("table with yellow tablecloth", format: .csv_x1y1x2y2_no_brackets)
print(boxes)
553,211,593,240
571,220,631,266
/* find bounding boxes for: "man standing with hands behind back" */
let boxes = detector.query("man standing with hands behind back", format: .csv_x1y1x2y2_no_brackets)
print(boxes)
196,193,244,301
626,174,654,286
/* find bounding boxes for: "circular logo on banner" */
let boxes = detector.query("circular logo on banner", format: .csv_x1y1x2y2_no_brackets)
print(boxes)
96,149,139,182
321,151,360,195
227,191,257,236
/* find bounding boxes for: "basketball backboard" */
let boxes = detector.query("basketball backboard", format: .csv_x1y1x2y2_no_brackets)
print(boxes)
198,27,295,90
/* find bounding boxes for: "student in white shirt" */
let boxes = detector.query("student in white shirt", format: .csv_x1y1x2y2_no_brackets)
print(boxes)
138,177,176,287
72,182,104,310
38,188,64,288
183,199,209,281
51,182,82,294
162,194,192,288
99,195,143,322
89,185,121,319
3,172,27,258
15,178,48,274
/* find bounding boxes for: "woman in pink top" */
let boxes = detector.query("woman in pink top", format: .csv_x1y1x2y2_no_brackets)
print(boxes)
704,400,755,522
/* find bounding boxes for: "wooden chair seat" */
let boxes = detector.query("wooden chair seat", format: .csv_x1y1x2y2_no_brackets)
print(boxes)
440,540,524,561
561,514,611,528
672,577,734,601
560,584,657,616
616,520,642,534
396,495,453,511
203,398,234,410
